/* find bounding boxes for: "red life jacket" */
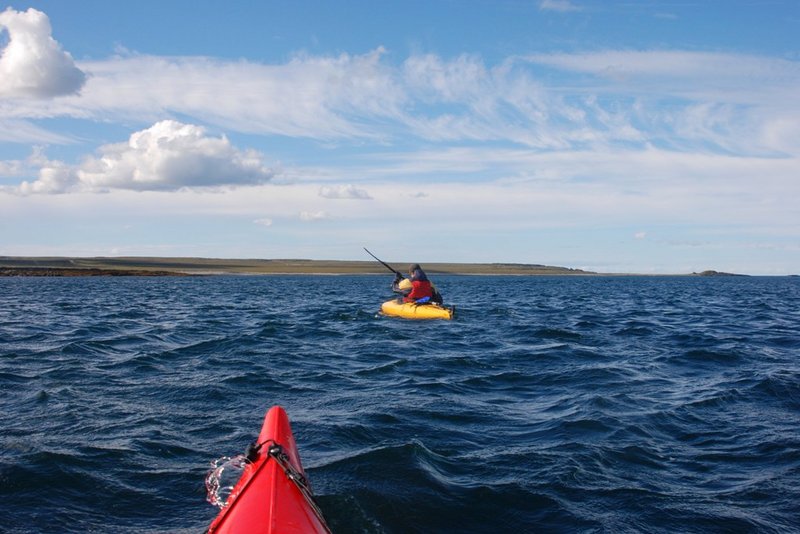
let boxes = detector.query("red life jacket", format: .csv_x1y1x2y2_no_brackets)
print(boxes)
404,280,433,302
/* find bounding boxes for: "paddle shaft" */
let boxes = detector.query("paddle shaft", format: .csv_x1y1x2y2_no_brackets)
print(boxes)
363,248,403,277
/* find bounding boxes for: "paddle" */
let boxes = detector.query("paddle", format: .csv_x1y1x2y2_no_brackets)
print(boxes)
363,247,404,278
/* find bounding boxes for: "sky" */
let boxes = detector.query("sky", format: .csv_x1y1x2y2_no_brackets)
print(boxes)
1,1,798,274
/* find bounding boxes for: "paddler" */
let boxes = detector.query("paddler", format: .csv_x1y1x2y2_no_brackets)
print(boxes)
392,264,444,304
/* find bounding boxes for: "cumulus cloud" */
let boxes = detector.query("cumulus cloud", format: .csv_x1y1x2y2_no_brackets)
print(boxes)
5,147,76,194
77,120,274,191
319,184,372,199
17,159,79,194
15,120,274,194
0,7,86,98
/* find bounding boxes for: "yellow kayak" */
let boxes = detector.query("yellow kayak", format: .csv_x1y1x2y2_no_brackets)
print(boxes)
380,299,455,320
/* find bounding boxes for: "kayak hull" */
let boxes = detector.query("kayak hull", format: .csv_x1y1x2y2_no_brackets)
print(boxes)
207,406,329,534
380,299,454,320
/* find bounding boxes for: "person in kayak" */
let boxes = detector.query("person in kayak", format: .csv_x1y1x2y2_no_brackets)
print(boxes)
392,264,443,304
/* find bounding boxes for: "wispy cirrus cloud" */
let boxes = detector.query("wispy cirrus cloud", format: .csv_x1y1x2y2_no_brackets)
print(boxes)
521,50,800,155
522,50,800,95
0,39,797,158
0,118,76,143
1,47,795,158
39,48,403,141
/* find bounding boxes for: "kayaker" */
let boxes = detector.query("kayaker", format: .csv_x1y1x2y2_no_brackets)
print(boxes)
392,264,443,304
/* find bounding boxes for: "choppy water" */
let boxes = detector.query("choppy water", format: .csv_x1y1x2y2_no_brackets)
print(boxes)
1,275,799,533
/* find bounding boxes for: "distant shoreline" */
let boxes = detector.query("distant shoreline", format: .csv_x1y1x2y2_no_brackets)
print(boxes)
0,257,752,277
0,257,595,277
0,266,185,277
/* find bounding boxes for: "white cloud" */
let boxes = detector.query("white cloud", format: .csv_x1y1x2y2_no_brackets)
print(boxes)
0,8,86,98
253,218,273,227
300,210,330,221
635,231,647,240
14,120,274,194
18,159,78,194
77,120,273,191
319,184,372,199
4,147,76,194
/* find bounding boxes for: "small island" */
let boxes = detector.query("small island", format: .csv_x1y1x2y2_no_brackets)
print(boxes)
691,270,747,277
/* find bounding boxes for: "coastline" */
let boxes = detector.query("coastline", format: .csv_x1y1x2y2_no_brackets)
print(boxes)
0,256,755,277
0,256,596,277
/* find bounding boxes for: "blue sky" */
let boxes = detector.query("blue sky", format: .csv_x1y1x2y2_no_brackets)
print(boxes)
1,1,798,274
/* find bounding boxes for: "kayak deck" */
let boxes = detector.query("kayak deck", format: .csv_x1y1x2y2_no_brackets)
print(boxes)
380,299,455,320
207,406,330,534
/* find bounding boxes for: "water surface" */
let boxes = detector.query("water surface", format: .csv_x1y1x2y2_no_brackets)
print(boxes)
1,275,798,533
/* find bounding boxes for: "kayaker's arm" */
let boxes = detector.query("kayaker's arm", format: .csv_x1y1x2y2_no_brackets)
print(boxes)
392,275,412,295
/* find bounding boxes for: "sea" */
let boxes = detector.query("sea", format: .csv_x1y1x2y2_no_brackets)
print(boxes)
1,274,798,533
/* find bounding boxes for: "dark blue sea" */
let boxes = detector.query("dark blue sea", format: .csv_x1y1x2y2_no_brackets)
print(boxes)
1,275,799,533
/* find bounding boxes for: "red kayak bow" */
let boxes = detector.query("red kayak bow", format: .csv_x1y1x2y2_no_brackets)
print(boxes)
207,406,330,533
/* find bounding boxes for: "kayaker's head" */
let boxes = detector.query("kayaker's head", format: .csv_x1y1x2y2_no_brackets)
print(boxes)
409,264,428,282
